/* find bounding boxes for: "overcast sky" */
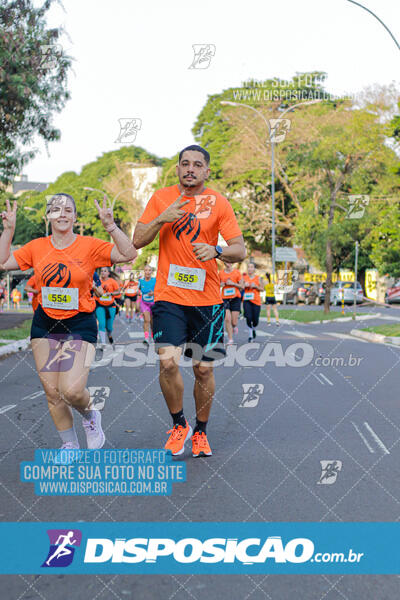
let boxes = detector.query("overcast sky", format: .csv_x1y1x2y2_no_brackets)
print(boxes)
26,0,400,183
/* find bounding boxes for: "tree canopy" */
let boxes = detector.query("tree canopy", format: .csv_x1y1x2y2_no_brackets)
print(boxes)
0,0,72,183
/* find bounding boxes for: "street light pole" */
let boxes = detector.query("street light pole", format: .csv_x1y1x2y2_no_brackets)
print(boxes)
271,138,275,279
353,240,359,319
220,98,321,281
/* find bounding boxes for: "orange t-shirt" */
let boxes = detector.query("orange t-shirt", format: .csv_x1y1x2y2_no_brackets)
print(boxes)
219,269,242,300
13,235,114,319
138,185,242,306
11,289,21,302
243,274,261,306
96,278,120,306
124,281,139,296
26,274,40,311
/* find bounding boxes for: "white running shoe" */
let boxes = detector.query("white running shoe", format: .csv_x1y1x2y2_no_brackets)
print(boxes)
54,442,81,465
82,411,105,449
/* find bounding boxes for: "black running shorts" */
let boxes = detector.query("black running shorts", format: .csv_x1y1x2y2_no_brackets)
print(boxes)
31,304,98,344
152,301,225,362
223,297,241,312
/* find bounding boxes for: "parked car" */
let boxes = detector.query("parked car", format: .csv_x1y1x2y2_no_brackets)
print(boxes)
385,281,400,304
330,281,363,305
305,283,325,305
284,281,314,304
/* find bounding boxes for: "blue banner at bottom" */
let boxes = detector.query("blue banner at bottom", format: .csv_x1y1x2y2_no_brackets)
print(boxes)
0,522,399,574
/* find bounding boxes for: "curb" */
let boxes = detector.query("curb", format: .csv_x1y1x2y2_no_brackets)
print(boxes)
259,314,380,326
0,337,31,357
350,329,400,346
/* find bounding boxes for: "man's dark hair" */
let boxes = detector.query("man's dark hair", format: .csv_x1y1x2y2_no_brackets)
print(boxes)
178,145,210,165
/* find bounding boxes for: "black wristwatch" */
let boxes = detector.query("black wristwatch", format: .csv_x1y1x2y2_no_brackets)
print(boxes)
215,245,223,259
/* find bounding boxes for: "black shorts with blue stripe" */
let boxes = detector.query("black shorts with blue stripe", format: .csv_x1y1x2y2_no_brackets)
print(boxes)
152,301,225,362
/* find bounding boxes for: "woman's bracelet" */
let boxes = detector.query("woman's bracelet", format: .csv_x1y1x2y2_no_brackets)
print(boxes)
105,223,117,233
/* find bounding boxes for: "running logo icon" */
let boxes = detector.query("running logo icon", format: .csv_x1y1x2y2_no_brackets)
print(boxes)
194,194,216,219
88,386,110,410
42,263,72,287
239,384,264,408
41,337,82,372
269,119,291,143
188,44,216,69
317,460,342,485
172,212,201,242
115,118,142,143
42,529,82,568
347,195,369,219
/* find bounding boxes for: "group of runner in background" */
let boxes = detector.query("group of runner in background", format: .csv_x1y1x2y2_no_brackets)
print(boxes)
219,263,280,344
2,261,279,345
91,265,156,350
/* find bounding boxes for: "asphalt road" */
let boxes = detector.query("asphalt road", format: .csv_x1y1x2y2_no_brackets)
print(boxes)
1,305,400,599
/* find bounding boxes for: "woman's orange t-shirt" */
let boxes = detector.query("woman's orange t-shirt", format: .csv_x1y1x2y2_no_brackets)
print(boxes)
26,274,40,311
219,269,242,300
243,274,261,306
96,278,120,306
124,281,139,297
13,235,114,320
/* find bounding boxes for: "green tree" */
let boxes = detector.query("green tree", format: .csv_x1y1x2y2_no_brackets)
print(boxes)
17,146,162,244
0,0,72,183
293,98,399,310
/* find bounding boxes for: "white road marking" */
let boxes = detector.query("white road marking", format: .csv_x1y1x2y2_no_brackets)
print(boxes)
351,421,375,453
257,331,274,337
22,390,45,401
128,332,146,339
319,373,333,386
324,332,368,343
284,330,317,339
364,422,390,455
0,404,17,414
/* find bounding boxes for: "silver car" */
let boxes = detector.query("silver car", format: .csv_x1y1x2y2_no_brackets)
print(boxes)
330,281,364,305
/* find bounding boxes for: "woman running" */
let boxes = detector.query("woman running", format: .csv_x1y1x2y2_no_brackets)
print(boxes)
95,267,121,347
138,265,156,346
219,263,243,344
0,278,6,312
11,286,21,309
0,194,136,454
124,272,139,322
25,273,40,312
243,263,264,342
265,273,280,325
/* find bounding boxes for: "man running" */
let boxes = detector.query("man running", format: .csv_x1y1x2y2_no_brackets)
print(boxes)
133,144,246,457
219,263,243,344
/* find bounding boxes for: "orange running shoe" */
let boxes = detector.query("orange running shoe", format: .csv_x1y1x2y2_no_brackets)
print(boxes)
191,431,212,458
164,421,192,456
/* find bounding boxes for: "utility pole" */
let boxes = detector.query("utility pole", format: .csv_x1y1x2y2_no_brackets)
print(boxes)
76,222,90,235
353,241,359,319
